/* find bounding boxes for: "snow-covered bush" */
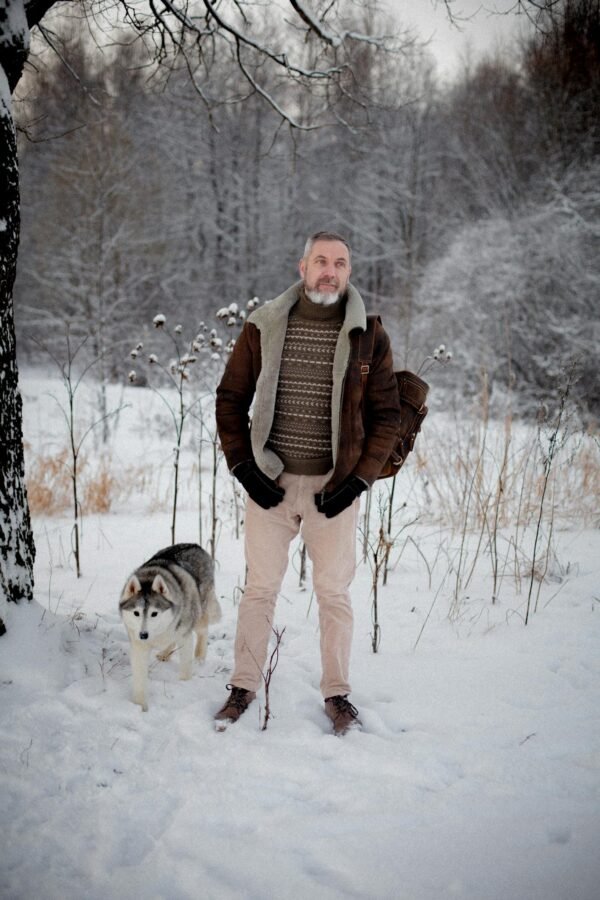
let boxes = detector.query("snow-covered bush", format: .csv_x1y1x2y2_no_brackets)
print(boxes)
412,163,600,420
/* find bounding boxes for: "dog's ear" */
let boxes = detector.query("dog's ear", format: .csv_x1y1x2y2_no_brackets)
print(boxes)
121,575,142,600
151,574,171,598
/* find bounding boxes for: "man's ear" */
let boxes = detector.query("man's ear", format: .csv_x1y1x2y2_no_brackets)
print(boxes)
299,257,306,278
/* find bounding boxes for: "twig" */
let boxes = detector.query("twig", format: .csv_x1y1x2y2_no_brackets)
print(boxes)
261,626,286,731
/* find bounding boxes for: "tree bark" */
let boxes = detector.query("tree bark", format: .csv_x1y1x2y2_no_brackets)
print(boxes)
0,0,42,630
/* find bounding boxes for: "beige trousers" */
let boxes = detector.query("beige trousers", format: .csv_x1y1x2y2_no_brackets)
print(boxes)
232,471,360,698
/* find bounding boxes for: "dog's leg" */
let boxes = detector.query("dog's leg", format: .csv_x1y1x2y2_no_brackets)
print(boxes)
178,632,194,680
157,643,176,662
130,641,150,712
207,586,222,624
194,610,209,661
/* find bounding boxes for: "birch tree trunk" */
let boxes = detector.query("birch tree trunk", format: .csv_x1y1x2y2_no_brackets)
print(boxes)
0,0,43,632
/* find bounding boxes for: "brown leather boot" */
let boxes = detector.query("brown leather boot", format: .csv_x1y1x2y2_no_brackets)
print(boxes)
324,695,362,735
214,685,256,726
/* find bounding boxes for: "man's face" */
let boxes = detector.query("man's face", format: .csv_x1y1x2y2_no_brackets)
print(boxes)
299,239,352,305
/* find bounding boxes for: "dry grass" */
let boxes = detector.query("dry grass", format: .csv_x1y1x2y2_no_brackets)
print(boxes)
414,417,600,530
82,463,116,514
25,447,72,515
25,449,146,516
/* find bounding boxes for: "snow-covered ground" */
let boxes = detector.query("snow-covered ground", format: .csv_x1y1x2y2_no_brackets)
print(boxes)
1,372,599,900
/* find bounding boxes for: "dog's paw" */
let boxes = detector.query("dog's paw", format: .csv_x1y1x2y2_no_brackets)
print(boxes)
133,696,148,712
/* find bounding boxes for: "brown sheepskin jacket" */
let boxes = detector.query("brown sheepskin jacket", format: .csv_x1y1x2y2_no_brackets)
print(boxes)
216,281,401,493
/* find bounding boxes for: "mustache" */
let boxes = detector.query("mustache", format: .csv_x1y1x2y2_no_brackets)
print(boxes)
317,278,339,287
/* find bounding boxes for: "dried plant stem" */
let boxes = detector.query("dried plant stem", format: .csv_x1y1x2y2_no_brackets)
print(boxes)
370,524,393,653
383,476,397,586
451,372,489,618
534,482,557,615
298,542,307,588
261,626,286,731
525,362,577,625
462,487,492,593
407,535,433,590
210,436,219,560
451,451,483,618
362,488,373,563
413,572,450,651
489,417,511,603
197,418,204,547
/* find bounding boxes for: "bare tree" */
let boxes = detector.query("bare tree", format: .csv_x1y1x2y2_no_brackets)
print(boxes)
522,0,600,166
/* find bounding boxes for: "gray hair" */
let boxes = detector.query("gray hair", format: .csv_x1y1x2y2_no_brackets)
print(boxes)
303,231,352,260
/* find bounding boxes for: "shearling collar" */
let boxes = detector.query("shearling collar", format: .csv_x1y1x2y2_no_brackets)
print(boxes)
249,280,367,334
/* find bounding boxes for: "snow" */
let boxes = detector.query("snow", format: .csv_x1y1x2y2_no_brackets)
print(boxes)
0,0,29,51
0,0,30,119
1,371,599,899
0,64,11,120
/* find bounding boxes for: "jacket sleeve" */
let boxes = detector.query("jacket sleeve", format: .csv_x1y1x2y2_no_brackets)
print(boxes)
353,322,401,485
215,322,261,471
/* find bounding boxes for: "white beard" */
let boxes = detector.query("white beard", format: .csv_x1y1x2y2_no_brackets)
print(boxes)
305,287,341,306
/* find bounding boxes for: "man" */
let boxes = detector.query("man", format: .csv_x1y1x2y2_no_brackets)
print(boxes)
215,231,401,734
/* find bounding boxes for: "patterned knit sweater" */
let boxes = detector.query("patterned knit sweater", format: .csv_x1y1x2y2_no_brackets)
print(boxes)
266,291,345,475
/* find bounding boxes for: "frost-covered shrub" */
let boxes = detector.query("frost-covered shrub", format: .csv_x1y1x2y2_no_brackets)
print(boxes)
126,298,261,545
413,166,600,419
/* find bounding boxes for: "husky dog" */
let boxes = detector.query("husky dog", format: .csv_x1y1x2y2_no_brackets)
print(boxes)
119,543,221,711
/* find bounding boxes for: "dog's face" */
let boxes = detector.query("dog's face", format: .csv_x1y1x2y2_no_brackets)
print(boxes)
119,574,176,642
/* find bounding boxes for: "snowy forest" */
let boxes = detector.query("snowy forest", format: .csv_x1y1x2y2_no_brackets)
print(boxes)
12,0,600,415
1,2,600,898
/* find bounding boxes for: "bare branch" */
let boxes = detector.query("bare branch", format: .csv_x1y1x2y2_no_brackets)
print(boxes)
288,0,395,48
37,22,103,105
234,40,315,131
199,0,347,80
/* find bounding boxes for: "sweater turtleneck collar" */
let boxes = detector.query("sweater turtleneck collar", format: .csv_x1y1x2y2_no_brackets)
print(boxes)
295,288,346,321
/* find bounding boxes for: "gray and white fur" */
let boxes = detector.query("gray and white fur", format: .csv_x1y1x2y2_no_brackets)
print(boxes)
119,543,221,711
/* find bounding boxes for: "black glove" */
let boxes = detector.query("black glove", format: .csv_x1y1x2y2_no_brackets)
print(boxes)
315,475,367,519
233,460,285,510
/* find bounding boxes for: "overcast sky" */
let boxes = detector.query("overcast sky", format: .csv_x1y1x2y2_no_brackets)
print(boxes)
387,0,531,79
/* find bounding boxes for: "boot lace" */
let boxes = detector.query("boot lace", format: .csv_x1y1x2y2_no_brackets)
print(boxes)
327,695,359,719
225,684,251,712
